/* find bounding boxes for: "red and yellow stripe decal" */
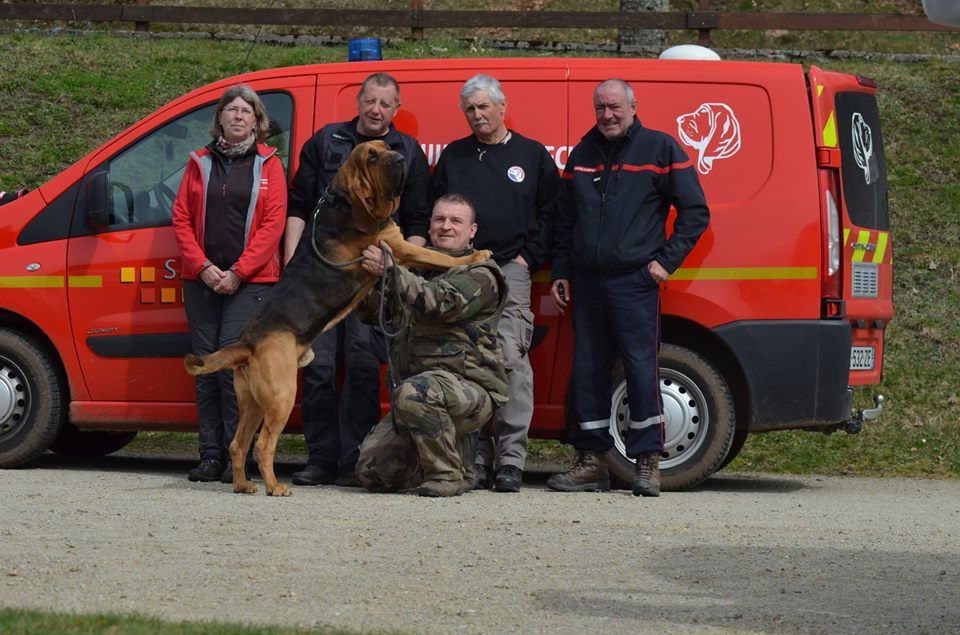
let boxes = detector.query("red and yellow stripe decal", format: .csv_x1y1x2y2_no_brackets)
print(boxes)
844,228,890,264
0,265,183,304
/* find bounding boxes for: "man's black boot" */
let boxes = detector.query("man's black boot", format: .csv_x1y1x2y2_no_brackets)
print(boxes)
291,464,336,486
188,457,223,482
494,465,522,493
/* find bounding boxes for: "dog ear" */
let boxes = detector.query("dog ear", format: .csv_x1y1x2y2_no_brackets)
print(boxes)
352,149,384,234
331,148,380,235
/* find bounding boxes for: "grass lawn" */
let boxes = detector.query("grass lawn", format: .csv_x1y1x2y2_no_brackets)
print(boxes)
0,607,366,635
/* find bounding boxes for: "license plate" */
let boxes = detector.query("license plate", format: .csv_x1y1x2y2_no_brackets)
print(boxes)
850,346,875,370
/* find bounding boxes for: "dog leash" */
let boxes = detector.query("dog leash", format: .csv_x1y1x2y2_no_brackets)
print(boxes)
373,245,411,434
310,201,366,268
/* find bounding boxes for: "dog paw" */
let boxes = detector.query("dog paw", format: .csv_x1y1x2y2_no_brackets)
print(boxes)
267,483,292,497
234,481,257,494
472,249,493,262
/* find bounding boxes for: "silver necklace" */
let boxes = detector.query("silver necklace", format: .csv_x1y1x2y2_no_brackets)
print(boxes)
477,130,511,161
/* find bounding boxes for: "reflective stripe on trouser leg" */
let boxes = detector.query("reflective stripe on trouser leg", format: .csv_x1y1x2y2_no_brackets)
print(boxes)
479,261,534,471
606,268,663,457
570,270,618,453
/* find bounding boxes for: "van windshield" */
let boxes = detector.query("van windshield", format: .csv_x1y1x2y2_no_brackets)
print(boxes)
835,92,889,230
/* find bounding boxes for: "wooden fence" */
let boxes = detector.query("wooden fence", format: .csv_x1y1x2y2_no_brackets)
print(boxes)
2,2,956,45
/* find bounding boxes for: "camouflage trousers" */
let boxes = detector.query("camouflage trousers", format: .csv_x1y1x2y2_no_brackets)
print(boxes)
356,369,493,492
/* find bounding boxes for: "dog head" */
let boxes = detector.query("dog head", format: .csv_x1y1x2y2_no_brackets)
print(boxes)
331,140,407,235
676,103,742,175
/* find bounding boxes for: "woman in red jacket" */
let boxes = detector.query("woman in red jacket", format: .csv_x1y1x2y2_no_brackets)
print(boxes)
172,85,287,484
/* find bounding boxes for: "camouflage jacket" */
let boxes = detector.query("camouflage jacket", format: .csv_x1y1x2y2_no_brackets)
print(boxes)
365,248,509,407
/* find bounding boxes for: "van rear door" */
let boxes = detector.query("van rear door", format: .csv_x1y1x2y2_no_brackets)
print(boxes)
809,66,893,387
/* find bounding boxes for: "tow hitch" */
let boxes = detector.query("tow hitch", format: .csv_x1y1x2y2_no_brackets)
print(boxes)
844,394,885,434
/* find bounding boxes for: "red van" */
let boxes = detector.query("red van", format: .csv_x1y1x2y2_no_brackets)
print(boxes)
0,57,891,489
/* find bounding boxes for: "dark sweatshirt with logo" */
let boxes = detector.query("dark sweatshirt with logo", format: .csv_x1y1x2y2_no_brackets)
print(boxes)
432,131,559,273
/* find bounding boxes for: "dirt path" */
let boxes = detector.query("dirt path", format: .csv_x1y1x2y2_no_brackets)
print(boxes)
2,453,958,634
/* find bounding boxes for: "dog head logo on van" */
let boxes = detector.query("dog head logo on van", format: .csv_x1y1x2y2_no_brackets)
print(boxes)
851,112,876,185
676,103,742,175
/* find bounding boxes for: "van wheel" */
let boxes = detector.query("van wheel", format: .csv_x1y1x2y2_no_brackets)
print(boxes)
719,429,749,470
602,344,736,491
50,426,138,457
0,329,66,467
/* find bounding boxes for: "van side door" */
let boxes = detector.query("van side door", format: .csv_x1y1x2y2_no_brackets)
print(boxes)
66,80,311,419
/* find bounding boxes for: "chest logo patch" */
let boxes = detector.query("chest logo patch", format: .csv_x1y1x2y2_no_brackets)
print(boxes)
507,166,525,183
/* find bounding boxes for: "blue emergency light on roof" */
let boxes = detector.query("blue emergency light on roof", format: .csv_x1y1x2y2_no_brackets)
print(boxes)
348,38,383,61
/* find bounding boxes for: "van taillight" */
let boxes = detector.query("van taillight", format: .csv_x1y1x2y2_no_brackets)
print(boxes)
825,189,840,277
821,181,842,310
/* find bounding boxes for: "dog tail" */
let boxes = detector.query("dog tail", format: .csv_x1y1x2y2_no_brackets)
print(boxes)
184,343,252,376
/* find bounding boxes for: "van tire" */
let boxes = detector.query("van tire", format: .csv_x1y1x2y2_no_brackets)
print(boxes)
0,328,66,467
50,427,138,457
597,344,736,491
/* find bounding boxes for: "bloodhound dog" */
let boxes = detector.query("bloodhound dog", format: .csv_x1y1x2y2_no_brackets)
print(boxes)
184,140,491,496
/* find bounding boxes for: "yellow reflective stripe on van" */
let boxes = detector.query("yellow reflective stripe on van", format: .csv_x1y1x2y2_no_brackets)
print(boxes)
843,228,850,246
0,276,65,288
851,230,871,262
670,267,817,281
533,267,817,283
0,275,104,288
69,275,103,288
822,111,838,148
873,232,888,264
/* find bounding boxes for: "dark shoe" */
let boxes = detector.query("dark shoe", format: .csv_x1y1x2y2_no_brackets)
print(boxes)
474,463,493,490
220,461,260,484
494,465,522,493
417,479,468,497
188,457,223,482
334,472,361,488
291,464,336,486
632,452,661,497
546,450,610,492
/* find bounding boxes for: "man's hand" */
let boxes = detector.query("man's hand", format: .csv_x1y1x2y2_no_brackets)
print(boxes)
199,265,226,290
213,270,241,295
361,241,394,277
550,278,571,313
512,254,529,269
647,260,669,284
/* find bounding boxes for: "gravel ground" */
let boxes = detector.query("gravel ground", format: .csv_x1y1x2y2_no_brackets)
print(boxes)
2,453,958,634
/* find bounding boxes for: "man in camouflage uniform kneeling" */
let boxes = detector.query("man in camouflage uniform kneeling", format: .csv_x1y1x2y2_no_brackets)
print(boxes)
355,193,508,497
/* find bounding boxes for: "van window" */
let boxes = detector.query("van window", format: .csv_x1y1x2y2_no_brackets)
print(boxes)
835,92,889,231
82,92,293,232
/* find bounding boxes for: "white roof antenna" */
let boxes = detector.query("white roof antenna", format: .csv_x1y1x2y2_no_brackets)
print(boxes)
659,45,721,61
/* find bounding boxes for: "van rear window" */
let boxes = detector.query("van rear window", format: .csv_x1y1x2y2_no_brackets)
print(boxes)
835,92,889,230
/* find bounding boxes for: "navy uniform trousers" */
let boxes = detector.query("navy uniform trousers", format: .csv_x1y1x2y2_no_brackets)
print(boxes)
570,266,664,458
